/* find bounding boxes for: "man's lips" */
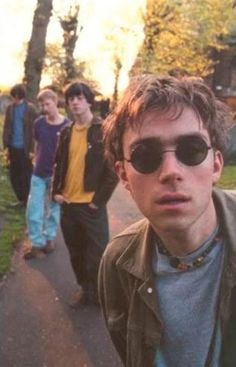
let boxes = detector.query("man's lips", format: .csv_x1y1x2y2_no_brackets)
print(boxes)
156,193,190,205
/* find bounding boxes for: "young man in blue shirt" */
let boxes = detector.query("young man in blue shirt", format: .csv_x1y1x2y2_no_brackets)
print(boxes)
3,84,38,206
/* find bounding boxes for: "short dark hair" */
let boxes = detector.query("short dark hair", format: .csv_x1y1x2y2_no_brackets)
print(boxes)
103,75,232,166
10,84,26,99
64,81,95,106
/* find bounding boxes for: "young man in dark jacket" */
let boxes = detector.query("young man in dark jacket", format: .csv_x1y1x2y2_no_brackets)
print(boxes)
98,75,236,366
52,81,118,306
3,84,38,206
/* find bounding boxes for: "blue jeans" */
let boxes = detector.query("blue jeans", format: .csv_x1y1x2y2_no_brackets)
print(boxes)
26,175,60,248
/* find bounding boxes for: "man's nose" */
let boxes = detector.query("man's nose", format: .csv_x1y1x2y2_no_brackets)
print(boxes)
158,151,183,182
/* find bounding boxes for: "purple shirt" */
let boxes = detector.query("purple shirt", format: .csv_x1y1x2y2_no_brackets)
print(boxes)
33,116,69,178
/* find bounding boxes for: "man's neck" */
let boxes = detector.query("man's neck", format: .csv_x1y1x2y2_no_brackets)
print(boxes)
74,110,93,128
46,113,63,125
14,99,24,106
152,201,218,257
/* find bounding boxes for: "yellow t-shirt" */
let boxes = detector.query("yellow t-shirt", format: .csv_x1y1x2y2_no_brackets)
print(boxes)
62,124,94,203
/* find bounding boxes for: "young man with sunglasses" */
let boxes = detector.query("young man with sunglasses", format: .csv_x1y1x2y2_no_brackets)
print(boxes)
98,75,235,366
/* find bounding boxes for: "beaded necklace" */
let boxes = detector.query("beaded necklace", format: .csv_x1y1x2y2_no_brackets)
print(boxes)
156,230,221,272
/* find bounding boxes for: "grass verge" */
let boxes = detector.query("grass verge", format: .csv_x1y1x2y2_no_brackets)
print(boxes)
217,166,236,190
0,164,25,280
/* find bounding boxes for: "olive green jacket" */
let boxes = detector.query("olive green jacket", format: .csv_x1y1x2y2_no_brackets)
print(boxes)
98,188,236,366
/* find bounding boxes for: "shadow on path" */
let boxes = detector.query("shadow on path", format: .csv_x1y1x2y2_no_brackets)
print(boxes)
0,229,122,367
0,182,143,367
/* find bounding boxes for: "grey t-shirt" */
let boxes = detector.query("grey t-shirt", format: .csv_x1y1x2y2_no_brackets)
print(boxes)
153,230,224,367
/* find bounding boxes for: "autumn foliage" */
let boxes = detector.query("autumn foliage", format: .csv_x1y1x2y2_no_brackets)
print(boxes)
132,0,235,77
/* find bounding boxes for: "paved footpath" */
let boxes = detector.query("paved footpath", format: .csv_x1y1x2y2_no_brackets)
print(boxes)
0,183,142,367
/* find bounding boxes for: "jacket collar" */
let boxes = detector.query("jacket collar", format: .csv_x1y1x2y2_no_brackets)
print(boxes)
115,219,162,321
91,115,102,125
70,115,102,127
213,188,236,286
116,219,154,281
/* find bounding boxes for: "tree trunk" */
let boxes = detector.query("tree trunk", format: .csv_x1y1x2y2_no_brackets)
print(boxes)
59,4,81,85
112,57,122,109
24,0,53,103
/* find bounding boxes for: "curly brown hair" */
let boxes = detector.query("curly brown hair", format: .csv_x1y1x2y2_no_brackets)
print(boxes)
103,75,232,166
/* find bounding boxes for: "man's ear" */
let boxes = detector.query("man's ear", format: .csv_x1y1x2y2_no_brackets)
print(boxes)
115,161,131,192
213,150,224,185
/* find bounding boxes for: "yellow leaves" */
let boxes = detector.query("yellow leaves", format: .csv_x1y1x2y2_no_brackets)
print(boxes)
134,0,235,77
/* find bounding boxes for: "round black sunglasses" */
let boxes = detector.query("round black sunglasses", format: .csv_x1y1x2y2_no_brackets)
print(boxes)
123,135,212,174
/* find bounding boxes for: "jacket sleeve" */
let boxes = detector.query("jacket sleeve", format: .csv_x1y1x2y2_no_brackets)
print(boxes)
92,161,118,207
51,130,66,198
98,248,127,365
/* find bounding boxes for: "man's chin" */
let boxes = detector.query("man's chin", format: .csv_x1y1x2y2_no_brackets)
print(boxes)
151,218,189,234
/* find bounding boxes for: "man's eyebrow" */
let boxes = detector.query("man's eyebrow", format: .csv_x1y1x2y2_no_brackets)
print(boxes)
129,137,161,150
129,133,209,150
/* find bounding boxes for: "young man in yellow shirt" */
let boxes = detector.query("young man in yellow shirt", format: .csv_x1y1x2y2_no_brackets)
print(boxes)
52,81,118,306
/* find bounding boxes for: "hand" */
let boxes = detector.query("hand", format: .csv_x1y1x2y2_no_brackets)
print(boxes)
29,152,34,160
88,202,99,210
54,194,69,204
3,149,10,165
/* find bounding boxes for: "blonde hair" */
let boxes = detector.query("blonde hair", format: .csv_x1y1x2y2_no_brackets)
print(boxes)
37,88,58,103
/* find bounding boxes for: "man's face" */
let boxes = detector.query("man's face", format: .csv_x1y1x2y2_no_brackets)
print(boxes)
115,108,223,236
67,94,91,117
38,98,58,118
12,96,23,105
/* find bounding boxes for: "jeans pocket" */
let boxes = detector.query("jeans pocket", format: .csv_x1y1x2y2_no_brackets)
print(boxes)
86,204,100,216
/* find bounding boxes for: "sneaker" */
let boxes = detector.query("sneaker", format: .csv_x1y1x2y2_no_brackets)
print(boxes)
42,240,55,254
24,247,46,260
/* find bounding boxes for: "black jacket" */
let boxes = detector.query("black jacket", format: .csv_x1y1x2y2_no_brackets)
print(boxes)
52,116,118,207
